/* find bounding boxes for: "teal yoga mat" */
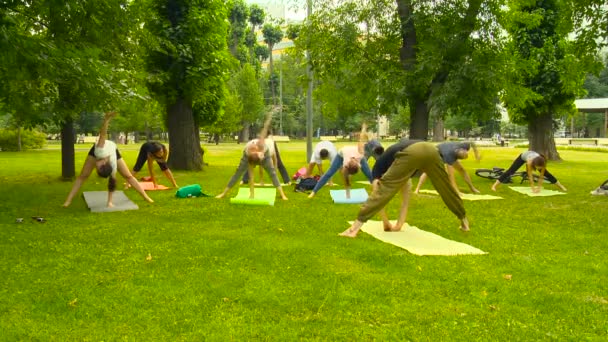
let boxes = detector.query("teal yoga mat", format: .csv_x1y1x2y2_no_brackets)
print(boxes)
230,187,276,206
509,186,566,197
83,191,139,213
330,188,368,204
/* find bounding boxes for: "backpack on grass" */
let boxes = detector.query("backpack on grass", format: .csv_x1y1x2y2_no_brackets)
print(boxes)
294,176,319,193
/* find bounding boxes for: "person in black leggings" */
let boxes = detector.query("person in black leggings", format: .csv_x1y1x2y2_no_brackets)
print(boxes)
131,141,178,188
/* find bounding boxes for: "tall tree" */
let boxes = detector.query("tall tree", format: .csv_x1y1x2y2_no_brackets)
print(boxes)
299,0,505,140
502,0,604,159
145,0,230,170
262,24,284,105
1,0,146,178
229,64,265,141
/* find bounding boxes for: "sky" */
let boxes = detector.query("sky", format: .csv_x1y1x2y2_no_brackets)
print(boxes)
245,0,307,21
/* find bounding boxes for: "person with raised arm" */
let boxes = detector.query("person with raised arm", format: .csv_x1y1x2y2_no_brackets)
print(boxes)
63,112,153,208
308,123,373,199
216,109,288,201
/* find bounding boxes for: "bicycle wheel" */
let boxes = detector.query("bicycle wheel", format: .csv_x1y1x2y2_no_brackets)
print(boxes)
475,169,501,180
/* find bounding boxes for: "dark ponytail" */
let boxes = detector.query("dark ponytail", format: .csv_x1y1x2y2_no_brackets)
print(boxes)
108,177,117,192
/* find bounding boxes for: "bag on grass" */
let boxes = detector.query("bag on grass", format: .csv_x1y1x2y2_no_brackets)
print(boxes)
176,184,204,198
294,176,318,193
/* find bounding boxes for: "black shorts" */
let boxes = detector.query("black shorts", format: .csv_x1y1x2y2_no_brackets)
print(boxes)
87,144,122,159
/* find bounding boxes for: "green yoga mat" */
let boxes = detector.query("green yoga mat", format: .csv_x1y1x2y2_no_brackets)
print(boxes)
230,187,276,206
419,189,502,201
509,186,566,197
357,220,487,256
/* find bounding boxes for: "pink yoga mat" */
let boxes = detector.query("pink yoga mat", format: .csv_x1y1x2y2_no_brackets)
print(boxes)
139,182,170,191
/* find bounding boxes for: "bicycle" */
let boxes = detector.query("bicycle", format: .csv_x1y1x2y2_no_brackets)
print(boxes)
475,167,551,184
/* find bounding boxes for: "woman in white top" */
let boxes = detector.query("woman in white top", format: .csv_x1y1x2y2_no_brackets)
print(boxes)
491,150,567,193
308,124,373,199
63,112,153,208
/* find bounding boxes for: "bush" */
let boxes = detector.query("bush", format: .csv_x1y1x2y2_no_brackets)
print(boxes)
0,129,46,151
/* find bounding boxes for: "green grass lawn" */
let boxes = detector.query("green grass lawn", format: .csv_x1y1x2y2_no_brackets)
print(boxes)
1,142,607,340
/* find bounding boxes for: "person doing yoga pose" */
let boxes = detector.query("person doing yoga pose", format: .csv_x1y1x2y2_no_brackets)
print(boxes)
414,142,480,195
63,112,153,208
130,141,178,188
308,123,373,199
340,141,469,238
491,150,567,193
216,111,288,201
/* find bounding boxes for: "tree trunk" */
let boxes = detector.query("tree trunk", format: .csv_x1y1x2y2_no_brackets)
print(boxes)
269,43,276,105
396,0,429,140
432,117,445,142
16,126,22,152
166,97,202,170
241,121,250,142
61,118,76,179
409,100,429,140
528,112,560,160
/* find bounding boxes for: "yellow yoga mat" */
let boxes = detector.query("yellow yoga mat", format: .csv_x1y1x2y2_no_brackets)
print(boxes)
230,187,276,206
419,189,502,201
357,220,487,256
509,186,566,197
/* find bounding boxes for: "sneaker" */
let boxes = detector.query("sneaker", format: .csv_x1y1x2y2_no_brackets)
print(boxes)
590,187,608,196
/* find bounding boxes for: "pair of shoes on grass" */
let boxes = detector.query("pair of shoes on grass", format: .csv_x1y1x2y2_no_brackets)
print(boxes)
590,187,608,196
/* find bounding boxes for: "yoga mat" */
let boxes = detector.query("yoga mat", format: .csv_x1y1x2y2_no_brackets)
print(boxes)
356,181,372,186
357,220,487,256
509,186,566,197
139,182,169,191
230,187,276,206
419,189,502,201
330,188,368,204
83,191,139,213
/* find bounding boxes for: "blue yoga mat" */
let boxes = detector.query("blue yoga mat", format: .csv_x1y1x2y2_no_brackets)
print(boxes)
330,188,368,204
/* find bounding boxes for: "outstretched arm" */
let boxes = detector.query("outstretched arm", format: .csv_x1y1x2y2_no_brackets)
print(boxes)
257,109,275,149
163,169,178,188
446,164,461,195
526,162,539,192
453,161,479,193
470,143,481,162
97,111,116,148
357,123,369,155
